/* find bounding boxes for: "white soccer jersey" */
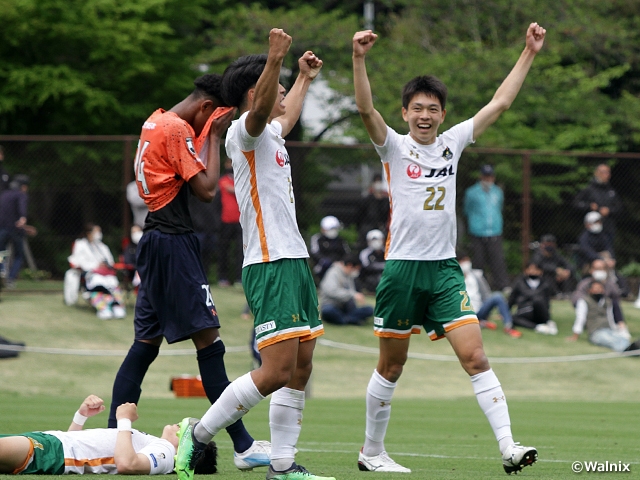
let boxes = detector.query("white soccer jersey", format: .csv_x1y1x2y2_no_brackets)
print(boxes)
375,119,474,261
44,429,175,475
226,112,309,267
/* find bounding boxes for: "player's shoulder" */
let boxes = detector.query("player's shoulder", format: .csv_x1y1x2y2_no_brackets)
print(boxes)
144,109,192,137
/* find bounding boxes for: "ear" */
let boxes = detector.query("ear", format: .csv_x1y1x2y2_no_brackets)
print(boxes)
441,108,447,122
401,107,408,122
247,87,256,105
200,99,214,113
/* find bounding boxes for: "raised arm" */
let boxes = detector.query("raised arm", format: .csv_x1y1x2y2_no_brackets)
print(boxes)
352,30,387,146
276,51,323,137
245,28,292,138
68,395,105,431
114,403,152,475
472,23,546,140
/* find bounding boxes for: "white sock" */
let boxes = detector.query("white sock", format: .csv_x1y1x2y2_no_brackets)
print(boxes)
269,387,305,471
363,370,396,457
195,372,264,444
471,369,513,454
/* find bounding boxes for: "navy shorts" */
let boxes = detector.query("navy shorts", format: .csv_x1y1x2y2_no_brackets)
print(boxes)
134,230,220,344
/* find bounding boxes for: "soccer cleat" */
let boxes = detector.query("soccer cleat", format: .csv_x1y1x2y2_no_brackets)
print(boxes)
97,308,113,320
112,305,126,318
534,320,557,335
265,462,336,479
502,443,538,474
480,320,498,330
358,449,411,473
504,327,522,338
234,440,271,470
175,418,206,480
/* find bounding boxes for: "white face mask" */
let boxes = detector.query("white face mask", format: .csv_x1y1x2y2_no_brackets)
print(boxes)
325,228,339,239
592,270,607,282
350,270,360,279
92,231,103,242
131,231,143,244
369,239,384,251
459,261,472,274
588,222,603,234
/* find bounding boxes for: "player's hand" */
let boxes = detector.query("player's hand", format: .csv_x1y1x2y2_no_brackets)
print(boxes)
299,51,323,80
209,107,236,139
78,395,106,418
525,22,546,54
269,28,292,60
116,403,139,422
353,30,378,57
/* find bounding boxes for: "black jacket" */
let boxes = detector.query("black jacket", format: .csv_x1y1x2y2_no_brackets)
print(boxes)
508,275,553,310
573,179,622,236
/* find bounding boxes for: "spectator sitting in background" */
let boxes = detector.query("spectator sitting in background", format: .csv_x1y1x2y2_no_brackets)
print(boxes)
576,211,615,274
121,224,143,288
567,280,640,353
508,261,557,335
67,223,126,320
356,173,389,247
319,253,373,326
126,180,149,228
358,229,386,293
458,252,521,338
309,215,350,281
571,258,630,339
530,234,575,297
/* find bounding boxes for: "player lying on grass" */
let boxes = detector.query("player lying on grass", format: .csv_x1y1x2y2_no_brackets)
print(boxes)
0,395,216,475
352,22,546,475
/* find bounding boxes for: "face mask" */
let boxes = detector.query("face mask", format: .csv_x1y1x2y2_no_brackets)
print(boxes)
592,270,607,282
588,222,603,234
92,231,103,242
372,181,385,193
350,270,360,279
131,231,143,244
591,293,604,302
459,261,472,274
324,228,339,239
369,239,384,251
527,274,540,281
544,245,555,254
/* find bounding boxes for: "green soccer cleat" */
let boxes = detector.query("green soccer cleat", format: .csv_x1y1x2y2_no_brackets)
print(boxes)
265,462,336,480
174,418,205,480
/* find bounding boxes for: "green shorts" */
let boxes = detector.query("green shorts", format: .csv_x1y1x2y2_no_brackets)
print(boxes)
373,259,478,340
243,258,324,350
0,432,64,475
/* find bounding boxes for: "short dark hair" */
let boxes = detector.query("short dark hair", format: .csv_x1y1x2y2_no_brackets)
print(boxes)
192,74,227,106
342,253,361,267
193,441,217,474
401,75,447,110
221,54,268,108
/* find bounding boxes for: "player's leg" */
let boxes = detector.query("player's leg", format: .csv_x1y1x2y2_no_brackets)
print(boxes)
0,436,31,474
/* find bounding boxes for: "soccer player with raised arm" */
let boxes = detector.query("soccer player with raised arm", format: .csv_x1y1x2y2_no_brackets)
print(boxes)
174,29,335,480
352,23,546,475
108,75,271,471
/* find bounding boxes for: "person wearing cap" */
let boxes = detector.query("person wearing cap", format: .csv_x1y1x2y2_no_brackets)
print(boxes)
0,174,30,289
572,164,622,244
309,215,350,281
358,229,386,293
576,211,615,273
530,234,574,297
463,164,510,292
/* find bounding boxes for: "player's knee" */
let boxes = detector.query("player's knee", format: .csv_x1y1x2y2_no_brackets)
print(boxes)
460,348,489,375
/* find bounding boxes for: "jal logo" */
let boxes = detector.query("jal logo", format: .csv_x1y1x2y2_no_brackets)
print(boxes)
275,150,290,167
407,163,422,179
424,165,454,178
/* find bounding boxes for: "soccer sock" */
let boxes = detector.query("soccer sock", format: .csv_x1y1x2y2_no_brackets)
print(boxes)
194,372,264,444
269,387,305,471
197,339,254,453
471,369,513,454
363,369,396,457
108,341,159,428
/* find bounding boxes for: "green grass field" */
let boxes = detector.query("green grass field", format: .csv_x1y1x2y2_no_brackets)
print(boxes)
1,283,639,479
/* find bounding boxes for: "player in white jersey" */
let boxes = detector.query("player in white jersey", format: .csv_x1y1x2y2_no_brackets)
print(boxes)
175,29,335,480
0,395,217,475
352,24,546,475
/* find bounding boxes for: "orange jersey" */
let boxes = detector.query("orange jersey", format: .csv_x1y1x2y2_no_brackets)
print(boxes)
133,109,206,212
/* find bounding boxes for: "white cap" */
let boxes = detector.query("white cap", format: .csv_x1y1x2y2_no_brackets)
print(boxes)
366,229,384,241
585,211,602,224
321,215,340,231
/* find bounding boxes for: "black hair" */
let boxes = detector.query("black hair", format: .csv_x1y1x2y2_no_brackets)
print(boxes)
525,259,543,270
192,74,228,106
372,173,382,182
193,441,218,474
342,253,361,267
401,75,448,110
221,54,268,108
82,222,96,239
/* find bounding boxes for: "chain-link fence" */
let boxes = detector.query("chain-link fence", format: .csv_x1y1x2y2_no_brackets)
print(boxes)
1,136,639,285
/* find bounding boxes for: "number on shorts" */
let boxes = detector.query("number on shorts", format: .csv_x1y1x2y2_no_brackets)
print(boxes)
423,186,446,210
459,291,472,311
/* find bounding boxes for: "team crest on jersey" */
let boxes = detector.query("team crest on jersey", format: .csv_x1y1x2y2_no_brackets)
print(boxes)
442,147,453,160
186,137,196,157
275,150,290,167
406,163,422,179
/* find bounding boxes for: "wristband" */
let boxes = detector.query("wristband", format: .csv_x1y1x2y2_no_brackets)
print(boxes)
117,419,133,432
73,411,88,426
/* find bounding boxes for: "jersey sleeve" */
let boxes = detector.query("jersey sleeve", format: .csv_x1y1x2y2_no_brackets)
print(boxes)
138,439,176,475
164,121,206,182
373,126,401,164
443,118,475,154
233,112,265,152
